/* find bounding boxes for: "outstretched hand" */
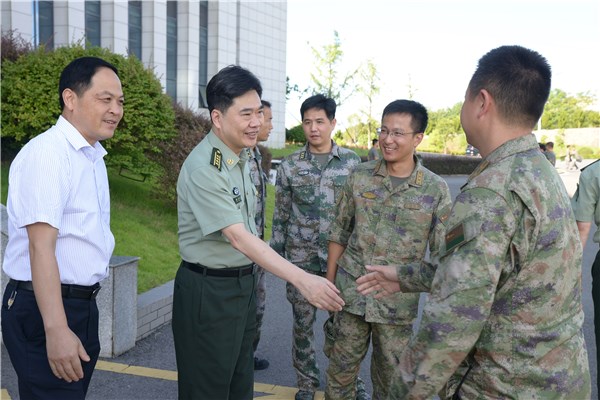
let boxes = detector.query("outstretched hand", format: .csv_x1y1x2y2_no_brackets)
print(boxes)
297,273,345,311
356,265,401,299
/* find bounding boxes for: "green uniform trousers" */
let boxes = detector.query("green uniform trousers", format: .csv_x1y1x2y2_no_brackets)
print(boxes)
172,263,257,400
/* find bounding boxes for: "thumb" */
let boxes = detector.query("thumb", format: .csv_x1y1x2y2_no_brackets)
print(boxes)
78,342,90,362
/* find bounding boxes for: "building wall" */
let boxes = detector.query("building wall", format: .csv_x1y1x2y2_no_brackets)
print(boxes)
1,0,288,148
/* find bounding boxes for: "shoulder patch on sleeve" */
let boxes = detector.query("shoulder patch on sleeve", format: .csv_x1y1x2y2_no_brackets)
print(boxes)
211,148,222,171
445,222,466,253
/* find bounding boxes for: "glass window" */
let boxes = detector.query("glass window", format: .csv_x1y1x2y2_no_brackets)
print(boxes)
36,1,54,49
85,1,101,48
198,1,208,107
166,1,177,99
128,1,142,59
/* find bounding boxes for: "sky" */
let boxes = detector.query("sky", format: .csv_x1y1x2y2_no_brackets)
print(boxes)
284,0,600,130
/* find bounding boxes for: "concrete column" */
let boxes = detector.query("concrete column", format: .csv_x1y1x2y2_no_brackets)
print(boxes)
53,1,85,48
101,0,128,55
141,1,167,91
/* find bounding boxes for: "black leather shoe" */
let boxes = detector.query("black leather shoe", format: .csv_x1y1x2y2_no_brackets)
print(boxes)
254,356,269,370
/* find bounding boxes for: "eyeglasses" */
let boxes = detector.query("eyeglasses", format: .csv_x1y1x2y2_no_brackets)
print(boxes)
377,128,420,138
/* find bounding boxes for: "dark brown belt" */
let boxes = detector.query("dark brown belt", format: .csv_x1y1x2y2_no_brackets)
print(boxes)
181,260,255,278
8,279,101,300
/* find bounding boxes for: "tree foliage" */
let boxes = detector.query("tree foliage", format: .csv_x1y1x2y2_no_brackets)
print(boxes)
1,39,176,177
306,31,358,106
356,59,380,146
426,103,464,154
541,89,600,129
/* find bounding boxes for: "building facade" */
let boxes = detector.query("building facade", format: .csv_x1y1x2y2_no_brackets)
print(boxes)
1,0,288,148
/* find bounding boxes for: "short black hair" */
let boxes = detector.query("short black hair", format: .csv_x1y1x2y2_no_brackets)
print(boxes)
59,57,119,110
381,100,429,133
372,138,378,145
300,94,336,121
206,65,262,114
467,45,551,128
261,99,272,108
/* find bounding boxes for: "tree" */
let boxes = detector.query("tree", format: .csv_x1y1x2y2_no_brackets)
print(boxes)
426,103,463,154
307,30,358,106
356,59,380,147
542,89,600,129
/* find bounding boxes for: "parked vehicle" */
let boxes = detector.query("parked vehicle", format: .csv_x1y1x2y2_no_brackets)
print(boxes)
465,144,480,157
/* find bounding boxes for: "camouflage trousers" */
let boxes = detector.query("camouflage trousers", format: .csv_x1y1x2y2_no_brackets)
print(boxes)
253,266,267,352
286,275,323,391
325,310,412,400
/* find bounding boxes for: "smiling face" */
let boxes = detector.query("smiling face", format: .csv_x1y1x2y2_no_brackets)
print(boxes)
302,108,335,153
212,90,263,154
379,112,423,166
62,67,124,145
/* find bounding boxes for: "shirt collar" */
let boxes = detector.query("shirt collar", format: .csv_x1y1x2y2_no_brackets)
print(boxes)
468,133,538,179
299,140,340,160
373,154,424,187
56,116,108,160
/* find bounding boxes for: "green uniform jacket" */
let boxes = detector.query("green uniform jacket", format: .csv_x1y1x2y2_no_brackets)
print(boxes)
271,141,361,272
572,159,600,244
329,157,452,324
395,134,591,399
177,131,257,268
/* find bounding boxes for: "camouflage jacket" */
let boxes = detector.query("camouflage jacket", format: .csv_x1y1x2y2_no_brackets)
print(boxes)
248,146,268,239
270,141,361,272
394,134,591,399
329,157,451,325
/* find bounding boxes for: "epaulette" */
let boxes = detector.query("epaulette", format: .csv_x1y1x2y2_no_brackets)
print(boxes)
414,170,424,186
211,148,222,171
581,159,600,172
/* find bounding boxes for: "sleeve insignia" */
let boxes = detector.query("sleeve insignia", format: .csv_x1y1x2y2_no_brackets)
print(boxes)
210,148,222,171
445,222,466,253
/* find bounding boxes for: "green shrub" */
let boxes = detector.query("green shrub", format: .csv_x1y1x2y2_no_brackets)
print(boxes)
1,39,176,178
150,103,211,203
577,146,600,160
286,124,306,143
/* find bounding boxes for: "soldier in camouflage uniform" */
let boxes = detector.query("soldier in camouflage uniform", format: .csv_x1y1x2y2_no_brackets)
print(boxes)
271,94,361,400
356,46,591,399
325,100,452,400
249,100,273,370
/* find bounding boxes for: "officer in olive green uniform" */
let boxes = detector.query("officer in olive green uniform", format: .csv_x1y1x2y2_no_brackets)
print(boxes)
572,159,600,389
173,66,344,400
356,46,591,399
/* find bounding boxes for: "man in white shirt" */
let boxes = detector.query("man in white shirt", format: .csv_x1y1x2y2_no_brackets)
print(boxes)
1,56,124,399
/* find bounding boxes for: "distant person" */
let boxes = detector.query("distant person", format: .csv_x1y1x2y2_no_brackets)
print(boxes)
545,141,556,166
249,99,274,370
567,144,580,170
356,45,591,398
538,142,546,152
2,56,123,399
367,138,381,161
271,94,362,400
172,66,344,400
572,159,600,389
324,99,452,400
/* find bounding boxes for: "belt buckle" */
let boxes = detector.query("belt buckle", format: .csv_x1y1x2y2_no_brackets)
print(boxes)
90,286,101,299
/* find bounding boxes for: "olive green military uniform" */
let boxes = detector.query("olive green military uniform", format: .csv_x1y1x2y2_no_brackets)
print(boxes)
325,157,452,400
173,131,258,400
392,134,591,399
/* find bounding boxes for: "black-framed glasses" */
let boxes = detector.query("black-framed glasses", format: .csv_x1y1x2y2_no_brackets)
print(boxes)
377,128,420,138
